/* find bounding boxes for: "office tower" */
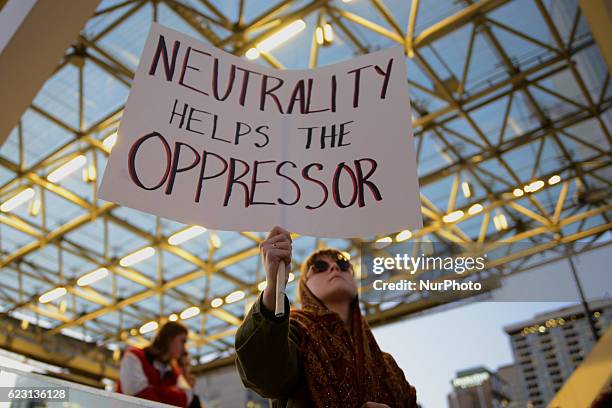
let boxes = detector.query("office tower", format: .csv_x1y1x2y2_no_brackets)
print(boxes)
496,364,527,408
447,366,512,408
504,300,612,407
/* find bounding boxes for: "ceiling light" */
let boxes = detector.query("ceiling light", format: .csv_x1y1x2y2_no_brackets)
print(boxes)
513,188,524,197
245,48,260,60
180,306,200,320
395,230,412,242
374,236,392,249
47,155,87,183
315,26,324,45
323,23,333,43
493,214,501,230
168,225,206,245
103,132,118,151
209,233,221,249
168,313,178,321
120,247,155,267
443,210,464,223
246,19,306,59
548,175,561,185
461,181,472,198
493,213,508,231
500,214,508,229
525,180,544,193
257,20,305,52
225,290,245,304
39,287,67,304
1,188,35,212
77,268,109,287
211,297,224,308
28,196,41,216
139,321,158,334
468,203,483,215
82,164,97,183
257,281,267,291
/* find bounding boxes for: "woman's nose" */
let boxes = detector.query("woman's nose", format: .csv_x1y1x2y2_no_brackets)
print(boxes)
330,263,340,272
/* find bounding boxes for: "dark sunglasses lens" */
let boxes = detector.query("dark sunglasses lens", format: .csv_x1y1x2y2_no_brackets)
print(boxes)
337,259,351,271
313,260,330,273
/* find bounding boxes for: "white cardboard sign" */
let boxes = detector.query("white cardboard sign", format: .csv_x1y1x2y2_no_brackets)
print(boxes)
99,23,422,238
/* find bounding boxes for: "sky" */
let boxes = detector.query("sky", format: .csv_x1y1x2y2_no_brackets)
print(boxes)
373,243,611,408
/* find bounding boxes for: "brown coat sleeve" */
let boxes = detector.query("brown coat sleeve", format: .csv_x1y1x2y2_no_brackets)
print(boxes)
382,352,418,407
235,293,302,399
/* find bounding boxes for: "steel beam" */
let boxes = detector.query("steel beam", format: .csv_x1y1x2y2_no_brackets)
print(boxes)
0,314,118,381
0,0,99,146
579,0,612,75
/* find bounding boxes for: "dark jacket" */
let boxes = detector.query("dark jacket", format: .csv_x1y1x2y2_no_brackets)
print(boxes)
235,294,311,407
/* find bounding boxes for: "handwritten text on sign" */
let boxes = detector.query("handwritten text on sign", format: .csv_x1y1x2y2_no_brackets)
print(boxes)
99,23,422,237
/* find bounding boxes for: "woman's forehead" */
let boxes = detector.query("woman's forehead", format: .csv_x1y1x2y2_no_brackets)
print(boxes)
314,254,335,263
312,254,352,268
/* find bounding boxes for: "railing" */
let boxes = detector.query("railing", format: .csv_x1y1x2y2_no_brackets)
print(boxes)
0,365,173,408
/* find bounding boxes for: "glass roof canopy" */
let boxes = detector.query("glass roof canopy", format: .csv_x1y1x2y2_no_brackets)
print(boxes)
0,0,610,374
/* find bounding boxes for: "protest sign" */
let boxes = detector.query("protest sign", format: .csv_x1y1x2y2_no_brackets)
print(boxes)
99,23,422,238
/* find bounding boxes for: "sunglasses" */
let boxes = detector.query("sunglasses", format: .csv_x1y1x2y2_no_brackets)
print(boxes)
311,259,352,273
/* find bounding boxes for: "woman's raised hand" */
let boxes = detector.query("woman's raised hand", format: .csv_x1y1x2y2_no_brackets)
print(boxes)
260,226,292,311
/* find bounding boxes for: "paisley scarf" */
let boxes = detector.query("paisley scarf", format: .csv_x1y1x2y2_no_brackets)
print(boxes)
290,271,417,407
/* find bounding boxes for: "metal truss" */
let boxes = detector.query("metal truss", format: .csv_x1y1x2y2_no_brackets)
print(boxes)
0,0,610,382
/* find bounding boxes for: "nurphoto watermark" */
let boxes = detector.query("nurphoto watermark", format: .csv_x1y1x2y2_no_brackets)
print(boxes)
357,241,593,304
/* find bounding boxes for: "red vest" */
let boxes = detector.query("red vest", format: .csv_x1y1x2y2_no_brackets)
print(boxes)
117,347,188,407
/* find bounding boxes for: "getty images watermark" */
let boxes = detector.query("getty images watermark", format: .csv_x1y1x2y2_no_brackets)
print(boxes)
358,241,594,303
370,252,487,292
357,241,497,304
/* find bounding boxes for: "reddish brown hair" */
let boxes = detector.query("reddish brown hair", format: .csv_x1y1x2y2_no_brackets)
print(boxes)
298,248,352,304
300,248,351,278
144,321,188,362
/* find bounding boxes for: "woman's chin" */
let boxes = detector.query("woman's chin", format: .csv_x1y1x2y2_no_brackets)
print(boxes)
325,281,356,301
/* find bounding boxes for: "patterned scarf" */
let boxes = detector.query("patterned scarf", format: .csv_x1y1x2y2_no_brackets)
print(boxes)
290,274,418,407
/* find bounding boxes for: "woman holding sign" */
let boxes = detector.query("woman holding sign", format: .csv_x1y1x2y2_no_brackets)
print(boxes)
235,226,417,407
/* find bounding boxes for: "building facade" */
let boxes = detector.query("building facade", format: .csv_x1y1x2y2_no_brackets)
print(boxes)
447,366,512,408
496,364,526,408
503,300,612,407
